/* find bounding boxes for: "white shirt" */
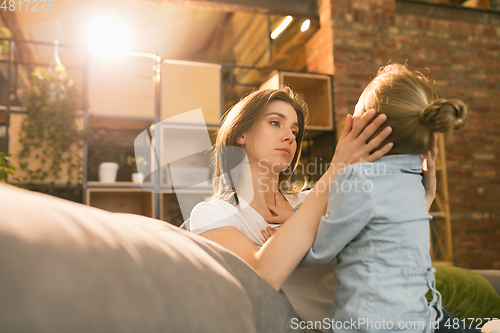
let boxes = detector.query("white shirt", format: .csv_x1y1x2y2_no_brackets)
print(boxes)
188,191,337,331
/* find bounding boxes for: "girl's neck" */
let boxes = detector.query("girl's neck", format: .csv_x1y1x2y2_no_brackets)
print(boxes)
238,162,280,220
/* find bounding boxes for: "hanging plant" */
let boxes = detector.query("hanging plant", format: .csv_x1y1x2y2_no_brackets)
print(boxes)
17,65,83,187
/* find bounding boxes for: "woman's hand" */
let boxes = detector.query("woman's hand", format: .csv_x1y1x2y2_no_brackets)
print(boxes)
261,226,277,243
423,132,439,211
330,109,393,173
265,191,293,224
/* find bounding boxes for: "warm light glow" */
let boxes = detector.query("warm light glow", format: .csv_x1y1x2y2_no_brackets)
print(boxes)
86,17,131,58
301,19,310,32
271,16,293,40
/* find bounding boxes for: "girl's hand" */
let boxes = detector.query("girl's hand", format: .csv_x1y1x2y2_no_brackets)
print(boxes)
265,191,293,224
261,226,277,243
330,109,393,173
423,132,439,211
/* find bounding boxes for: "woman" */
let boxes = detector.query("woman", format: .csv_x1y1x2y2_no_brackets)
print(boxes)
187,87,398,326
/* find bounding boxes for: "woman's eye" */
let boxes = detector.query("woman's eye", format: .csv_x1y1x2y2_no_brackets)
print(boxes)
270,120,298,136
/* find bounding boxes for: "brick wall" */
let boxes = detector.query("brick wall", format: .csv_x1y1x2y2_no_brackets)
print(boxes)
306,0,500,269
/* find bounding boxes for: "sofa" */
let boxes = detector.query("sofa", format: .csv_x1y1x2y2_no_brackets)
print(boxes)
0,183,499,333
0,183,301,332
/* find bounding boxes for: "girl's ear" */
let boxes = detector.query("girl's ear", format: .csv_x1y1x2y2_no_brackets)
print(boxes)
236,134,246,146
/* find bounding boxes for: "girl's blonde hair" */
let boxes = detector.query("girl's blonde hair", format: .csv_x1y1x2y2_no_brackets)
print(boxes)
355,63,467,155
209,87,309,205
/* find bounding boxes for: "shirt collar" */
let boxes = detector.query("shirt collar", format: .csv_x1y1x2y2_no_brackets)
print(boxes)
374,154,424,170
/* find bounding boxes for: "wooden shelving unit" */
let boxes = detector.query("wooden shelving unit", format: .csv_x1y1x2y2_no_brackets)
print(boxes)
84,56,223,221
88,55,156,118
161,60,222,125
1,40,336,227
86,187,154,218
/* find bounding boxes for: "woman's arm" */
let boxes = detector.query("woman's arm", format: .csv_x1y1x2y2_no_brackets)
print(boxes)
201,110,393,291
200,226,262,267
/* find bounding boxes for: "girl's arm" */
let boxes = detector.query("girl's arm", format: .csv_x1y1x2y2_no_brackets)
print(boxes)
423,133,439,211
200,110,393,291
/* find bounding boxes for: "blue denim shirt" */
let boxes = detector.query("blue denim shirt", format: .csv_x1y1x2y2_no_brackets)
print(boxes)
299,154,442,333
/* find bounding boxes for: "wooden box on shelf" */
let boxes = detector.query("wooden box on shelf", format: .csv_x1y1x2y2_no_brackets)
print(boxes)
260,71,333,130
86,184,155,218
86,116,154,182
88,54,156,118
161,60,222,125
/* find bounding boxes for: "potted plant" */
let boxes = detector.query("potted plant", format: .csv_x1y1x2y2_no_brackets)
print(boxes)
127,155,147,184
98,161,119,183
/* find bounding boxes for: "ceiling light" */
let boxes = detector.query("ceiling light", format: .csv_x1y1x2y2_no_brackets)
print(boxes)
86,17,131,58
271,16,293,40
301,19,311,32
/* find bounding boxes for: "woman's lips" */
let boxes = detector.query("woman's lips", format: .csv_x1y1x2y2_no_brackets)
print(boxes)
277,148,291,156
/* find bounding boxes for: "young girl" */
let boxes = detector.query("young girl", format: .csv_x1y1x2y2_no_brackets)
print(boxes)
186,86,403,328
294,63,467,332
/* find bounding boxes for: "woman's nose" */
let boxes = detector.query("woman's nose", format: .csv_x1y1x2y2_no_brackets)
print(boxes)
283,130,295,142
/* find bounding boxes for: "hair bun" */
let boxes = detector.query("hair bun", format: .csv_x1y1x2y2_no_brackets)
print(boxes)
420,99,444,126
420,98,467,132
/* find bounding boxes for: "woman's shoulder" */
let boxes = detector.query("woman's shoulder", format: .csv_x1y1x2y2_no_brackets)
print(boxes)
192,198,238,213
190,198,239,223
189,198,242,234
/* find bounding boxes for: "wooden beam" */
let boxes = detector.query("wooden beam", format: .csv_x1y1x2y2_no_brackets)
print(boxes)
191,12,234,62
135,0,318,17
0,11,35,64
267,18,319,70
397,0,500,26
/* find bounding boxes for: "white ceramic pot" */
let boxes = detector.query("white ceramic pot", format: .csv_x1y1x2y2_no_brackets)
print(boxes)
131,173,144,184
98,162,119,183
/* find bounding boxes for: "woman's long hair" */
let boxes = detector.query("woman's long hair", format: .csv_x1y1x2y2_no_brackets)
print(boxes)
355,63,467,155
208,87,309,206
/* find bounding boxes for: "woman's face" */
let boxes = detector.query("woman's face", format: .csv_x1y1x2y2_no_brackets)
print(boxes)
238,100,299,174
